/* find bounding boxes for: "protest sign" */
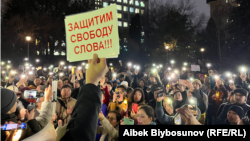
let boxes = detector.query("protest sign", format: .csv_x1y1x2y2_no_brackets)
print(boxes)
65,4,120,62
191,65,200,72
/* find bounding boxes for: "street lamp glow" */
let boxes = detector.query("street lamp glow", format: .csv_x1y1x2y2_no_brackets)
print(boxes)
184,62,187,66
170,60,175,64
36,59,40,62
26,36,31,41
201,48,205,52
207,63,211,67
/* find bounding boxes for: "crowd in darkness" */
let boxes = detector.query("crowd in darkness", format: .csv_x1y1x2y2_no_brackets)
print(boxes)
1,54,250,141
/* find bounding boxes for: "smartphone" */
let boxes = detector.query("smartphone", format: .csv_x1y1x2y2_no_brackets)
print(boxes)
132,103,138,113
1,123,27,130
27,104,35,112
72,66,76,75
124,117,134,125
188,97,197,111
157,91,164,98
39,85,47,91
164,96,173,108
173,113,182,125
179,79,186,85
24,90,37,98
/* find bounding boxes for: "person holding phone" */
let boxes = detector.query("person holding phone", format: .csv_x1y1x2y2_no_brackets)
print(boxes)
155,93,175,125
96,111,121,141
108,85,127,113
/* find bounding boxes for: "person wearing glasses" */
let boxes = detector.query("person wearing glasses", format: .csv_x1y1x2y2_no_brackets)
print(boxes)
108,85,127,113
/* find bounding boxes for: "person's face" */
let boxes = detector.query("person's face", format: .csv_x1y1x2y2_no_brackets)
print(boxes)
74,80,80,89
41,78,46,84
118,88,125,98
150,77,156,83
230,95,235,103
174,92,183,101
107,113,119,127
63,80,69,85
119,77,125,82
234,93,246,104
187,91,193,99
57,82,63,90
137,109,152,125
139,80,144,88
205,77,210,84
134,91,142,103
61,88,71,99
227,110,241,124
105,77,109,83
199,77,204,82
35,78,41,86
192,83,200,90
107,84,112,91
37,97,44,110
113,82,118,88
127,91,132,99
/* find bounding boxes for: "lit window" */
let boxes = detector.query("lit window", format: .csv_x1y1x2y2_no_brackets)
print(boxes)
135,0,139,6
226,0,228,3
118,13,122,18
103,2,108,7
117,0,122,2
123,0,128,3
141,32,144,36
95,7,98,9
117,5,122,10
141,9,144,14
130,7,134,12
61,51,66,56
124,6,128,11
129,0,133,5
140,1,145,7
135,8,139,13
124,22,128,27
118,21,122,26
95,2,97,4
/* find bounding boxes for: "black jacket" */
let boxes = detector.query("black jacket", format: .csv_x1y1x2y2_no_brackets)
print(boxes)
131,74,149,103
70,79,84,99
60,84,102,141
217,102,250,123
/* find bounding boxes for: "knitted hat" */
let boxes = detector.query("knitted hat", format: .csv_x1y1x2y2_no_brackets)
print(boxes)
233,88,248,97
192,79,202,86
228,105,244,119
199,74,205,78
121,81,128,88
1,88,17,114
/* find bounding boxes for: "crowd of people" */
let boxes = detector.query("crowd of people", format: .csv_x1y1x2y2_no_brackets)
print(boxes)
1,54,250,141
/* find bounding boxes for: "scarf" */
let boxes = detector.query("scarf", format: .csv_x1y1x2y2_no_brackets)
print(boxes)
1,113,18,124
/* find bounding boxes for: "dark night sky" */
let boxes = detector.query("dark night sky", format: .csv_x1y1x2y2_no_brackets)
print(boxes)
150,0,210,17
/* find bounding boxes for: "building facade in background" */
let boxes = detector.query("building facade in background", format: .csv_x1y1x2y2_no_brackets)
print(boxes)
94,0,149,51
